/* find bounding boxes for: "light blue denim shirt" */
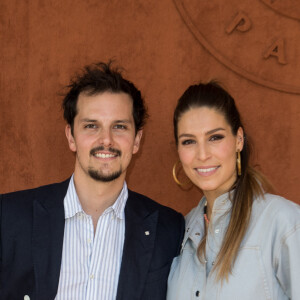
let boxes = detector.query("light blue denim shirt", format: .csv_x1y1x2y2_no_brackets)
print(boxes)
167,193,300,300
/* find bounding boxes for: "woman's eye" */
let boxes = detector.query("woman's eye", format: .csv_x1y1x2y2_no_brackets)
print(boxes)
181,139,195,145
210,134,224,141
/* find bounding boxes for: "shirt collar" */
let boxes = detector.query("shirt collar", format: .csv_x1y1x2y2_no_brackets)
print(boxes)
110,181,128,220
181,191,233,251
181,197,206,250
64,175,128,220
211,191,233,212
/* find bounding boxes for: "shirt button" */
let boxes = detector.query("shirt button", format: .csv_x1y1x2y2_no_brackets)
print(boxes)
24,296,30,300
90,274,94,279
195,290,200,297
215,228,220,234
87,238,92,244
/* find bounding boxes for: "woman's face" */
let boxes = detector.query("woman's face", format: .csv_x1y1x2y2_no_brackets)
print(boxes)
177,107,243,201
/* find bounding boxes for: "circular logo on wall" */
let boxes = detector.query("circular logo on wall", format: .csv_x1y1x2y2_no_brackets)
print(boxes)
174,0,300,94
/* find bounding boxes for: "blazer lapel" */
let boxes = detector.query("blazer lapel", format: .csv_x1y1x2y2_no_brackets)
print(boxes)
32,179,69,300
116,191,159,300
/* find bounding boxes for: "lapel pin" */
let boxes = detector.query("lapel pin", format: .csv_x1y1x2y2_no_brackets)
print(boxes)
145,231,150,235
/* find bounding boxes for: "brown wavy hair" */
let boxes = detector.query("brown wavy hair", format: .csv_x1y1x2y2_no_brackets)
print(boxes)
173,81,272,281
62,61,148,135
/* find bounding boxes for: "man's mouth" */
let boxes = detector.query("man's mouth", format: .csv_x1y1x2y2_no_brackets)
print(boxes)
90,146,121,157
94,153,117,158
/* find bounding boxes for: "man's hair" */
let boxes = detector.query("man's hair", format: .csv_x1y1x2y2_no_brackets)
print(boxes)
62,61,148,134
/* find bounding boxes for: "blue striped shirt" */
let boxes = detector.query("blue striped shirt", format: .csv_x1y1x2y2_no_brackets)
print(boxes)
55,176,127,300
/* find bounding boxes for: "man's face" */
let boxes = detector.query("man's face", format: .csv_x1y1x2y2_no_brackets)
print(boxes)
66,91,142,183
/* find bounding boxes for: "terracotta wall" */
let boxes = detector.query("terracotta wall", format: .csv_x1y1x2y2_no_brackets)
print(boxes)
1,0,299,214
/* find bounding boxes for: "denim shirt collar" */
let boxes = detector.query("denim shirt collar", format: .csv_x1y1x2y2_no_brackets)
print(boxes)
181,191,233,251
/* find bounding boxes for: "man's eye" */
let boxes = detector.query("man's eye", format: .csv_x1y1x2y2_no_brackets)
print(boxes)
210,134,224,141
114,124,127,129
181,139,195,145
85,124,97,129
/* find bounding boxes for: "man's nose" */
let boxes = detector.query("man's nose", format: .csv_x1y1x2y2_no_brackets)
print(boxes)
97,129,113,147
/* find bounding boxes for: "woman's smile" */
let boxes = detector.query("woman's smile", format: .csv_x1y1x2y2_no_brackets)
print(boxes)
177,106,243,201
195,165,220,177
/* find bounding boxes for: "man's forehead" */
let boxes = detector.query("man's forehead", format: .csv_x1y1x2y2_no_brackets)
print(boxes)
78,90,133,103
76,92,133,113
78,118,133,124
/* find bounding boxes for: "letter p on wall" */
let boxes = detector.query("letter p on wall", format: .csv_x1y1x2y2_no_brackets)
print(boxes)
226,11,252,34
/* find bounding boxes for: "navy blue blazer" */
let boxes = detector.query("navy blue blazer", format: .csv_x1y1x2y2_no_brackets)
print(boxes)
0,179,185,300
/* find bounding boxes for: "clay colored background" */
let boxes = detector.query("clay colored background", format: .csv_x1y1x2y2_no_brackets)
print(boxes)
0,0,299,214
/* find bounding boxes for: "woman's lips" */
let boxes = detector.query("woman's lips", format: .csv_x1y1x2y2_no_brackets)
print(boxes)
195,166,220,176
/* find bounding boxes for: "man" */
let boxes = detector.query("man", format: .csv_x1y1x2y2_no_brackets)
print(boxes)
0,62,185,300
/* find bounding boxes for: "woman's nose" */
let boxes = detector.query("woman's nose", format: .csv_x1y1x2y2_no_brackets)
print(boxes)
197,143,211,161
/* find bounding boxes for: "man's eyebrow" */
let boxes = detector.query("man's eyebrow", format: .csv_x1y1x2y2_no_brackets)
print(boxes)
114,119,132,123
80,118,97,122
79,119,133,123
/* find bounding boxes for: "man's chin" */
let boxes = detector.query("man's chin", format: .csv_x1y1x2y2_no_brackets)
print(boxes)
88,169,122,182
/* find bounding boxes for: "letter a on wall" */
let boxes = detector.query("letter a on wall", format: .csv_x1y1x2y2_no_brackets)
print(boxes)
264,38,287,64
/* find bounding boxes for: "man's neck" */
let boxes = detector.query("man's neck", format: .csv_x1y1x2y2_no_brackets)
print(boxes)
73,171,125,224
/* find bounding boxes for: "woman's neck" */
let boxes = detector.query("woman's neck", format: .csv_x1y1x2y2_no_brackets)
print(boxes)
203,190,229,221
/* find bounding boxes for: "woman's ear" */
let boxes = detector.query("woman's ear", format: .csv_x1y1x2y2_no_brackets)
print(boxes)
236,127,244,151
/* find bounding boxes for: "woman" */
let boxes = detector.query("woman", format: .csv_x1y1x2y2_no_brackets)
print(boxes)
167,82,300,299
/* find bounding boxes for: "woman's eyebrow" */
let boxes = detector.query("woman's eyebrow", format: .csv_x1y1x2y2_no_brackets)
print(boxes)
178,128,225,139
206,128,225,135
178,133,195,139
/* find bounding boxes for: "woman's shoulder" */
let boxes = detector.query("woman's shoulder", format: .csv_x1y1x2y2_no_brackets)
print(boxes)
256,193,299,211
253,193,300,228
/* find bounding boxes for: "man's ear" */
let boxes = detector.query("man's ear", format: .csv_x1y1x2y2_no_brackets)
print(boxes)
133,130,143,154
65,124,76,152
236,127,244,152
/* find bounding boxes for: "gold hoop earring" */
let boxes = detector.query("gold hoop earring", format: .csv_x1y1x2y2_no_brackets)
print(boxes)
173,161,183,186
237,150,242,176
172,161,191,187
